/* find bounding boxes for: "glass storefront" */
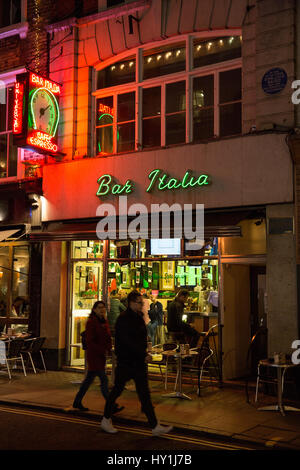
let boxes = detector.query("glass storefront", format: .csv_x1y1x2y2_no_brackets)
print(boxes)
69,240,104,365
0,243,30,334
68,238,219,367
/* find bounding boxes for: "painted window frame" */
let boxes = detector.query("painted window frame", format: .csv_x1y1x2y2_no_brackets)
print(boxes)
93,31,242,157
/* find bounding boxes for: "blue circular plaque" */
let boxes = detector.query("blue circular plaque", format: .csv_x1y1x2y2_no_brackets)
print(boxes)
262,68,287,94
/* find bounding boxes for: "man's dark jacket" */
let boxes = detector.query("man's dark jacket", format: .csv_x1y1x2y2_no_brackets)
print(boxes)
167,299,185,332
114,307,147,365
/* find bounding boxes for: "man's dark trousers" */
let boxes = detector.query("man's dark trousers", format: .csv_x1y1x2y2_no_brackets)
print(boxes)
104,360,157,428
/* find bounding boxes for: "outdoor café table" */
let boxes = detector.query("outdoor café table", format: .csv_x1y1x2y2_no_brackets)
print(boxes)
161,349,198,400
257,359,300,416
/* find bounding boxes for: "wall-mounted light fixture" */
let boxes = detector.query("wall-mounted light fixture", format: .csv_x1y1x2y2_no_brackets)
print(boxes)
27,193,39,209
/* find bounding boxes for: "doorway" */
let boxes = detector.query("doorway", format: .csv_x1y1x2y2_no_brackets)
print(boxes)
249,266,267,374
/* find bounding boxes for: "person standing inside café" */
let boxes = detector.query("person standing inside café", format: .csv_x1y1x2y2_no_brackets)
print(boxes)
108,290,126,335
167,289,200,348
100,290,173,436
73,300,123,414
149,294,164,344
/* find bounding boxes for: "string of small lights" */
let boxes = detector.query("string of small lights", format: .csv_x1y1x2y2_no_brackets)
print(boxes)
32,0,42,73
108,36,241,74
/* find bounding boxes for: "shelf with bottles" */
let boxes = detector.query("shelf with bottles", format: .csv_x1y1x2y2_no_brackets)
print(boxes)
71,240,104,259
72,261,103,311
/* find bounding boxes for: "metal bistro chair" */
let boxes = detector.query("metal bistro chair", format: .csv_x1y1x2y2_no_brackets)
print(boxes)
176,341,214,396
147,342,177,390
199,324,221,383
245,327,268,403
4,339,27,380
21,337,47,373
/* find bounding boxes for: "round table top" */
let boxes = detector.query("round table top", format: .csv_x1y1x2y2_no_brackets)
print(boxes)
162,349,198,358
0,333,30,340
259,358,298,369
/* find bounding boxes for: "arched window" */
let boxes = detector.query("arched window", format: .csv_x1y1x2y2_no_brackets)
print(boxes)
94,34,242,156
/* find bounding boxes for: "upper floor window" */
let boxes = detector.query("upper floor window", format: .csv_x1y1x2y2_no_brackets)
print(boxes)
107,0,125,6
95,34,242,156
0,85,18,178
143,42,186,80
0,0,21,28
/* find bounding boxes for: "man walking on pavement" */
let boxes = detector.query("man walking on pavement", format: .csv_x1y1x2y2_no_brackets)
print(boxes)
100,290,173,437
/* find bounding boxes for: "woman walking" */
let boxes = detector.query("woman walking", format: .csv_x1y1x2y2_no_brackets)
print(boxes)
73,301,123,414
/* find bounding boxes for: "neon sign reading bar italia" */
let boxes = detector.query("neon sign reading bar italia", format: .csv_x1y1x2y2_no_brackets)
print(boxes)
96,169,210,197
30,72,61,94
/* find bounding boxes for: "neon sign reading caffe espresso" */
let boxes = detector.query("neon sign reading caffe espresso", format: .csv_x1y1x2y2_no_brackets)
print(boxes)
96,169,210,197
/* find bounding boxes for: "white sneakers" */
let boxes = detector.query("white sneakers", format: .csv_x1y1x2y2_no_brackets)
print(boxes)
100,417,118,434
152,423,173,437
100,418,173,437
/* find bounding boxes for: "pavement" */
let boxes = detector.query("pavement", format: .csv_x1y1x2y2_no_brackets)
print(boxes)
0,366,300,450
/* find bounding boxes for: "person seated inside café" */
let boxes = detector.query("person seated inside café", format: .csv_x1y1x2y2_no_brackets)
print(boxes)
11,296,29,317
167,289,200,348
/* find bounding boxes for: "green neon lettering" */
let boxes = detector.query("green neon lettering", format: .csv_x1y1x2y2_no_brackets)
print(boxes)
112,184,121,195
146,169,161,192
181,171,191,188
96,174,111,196
167,178,182,190
97,171,210,197
124,180,133,194
158,174,168,190
188,176,198,187
196,174,210,185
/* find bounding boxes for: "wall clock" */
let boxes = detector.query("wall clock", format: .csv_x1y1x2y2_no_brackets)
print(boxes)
30,87,59,136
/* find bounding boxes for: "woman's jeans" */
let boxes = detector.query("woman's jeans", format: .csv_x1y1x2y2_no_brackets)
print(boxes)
73,370,109,404
147,320,158,345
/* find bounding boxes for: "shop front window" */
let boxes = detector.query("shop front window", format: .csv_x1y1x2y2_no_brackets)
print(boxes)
106,238,219,337
69,241,104,366
0,246,9,320
0,244,30,334
68,238,219,367
12,245,29,317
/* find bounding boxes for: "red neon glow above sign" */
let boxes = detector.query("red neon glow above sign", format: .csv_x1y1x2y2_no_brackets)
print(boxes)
27,131,58,153
30,72,61,94
13,81,24,134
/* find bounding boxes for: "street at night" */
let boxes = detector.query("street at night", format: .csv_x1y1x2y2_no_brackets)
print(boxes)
0,0,300,456
0,404,263,452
